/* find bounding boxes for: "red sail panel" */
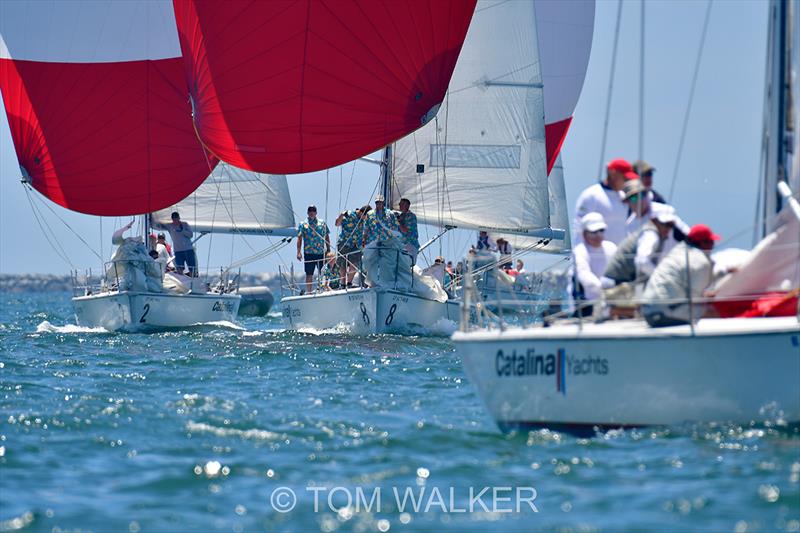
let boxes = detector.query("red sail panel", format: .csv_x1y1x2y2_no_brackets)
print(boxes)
544,117,573,175
1,0,215,216
0,58,216,216
173,0,476,174
0,58,214,216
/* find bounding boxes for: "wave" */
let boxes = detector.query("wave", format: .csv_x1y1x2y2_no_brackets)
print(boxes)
35,321,108,334
185,421,283,442
189,320,246,331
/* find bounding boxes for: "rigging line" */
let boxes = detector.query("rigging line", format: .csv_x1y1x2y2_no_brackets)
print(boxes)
344,160,357,210
410,131,432,259
667,0,713,203
30,187,103,261
338,166,343,213
639,0,645,161
223,169,287,242
23,186,74,269
325,168,330,225
227,239,291,271
597,0,624,179
99,218,104,270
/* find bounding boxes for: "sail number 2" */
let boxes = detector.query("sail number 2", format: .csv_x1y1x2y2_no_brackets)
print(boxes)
139,303,150,323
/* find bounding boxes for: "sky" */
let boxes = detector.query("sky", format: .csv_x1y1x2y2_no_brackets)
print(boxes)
0,0,769,276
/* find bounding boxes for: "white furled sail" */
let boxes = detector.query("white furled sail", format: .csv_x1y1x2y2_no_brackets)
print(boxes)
495,157,571,254
151,164,295,235
789,0,800,196
761,0,800,236
391,0,548,233
391,0,594,235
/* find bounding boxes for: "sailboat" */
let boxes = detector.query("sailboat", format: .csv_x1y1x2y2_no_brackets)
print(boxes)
391,0,592,314
151,163,297,317
0,0,476,331
280,0,594,334
455,0,800,433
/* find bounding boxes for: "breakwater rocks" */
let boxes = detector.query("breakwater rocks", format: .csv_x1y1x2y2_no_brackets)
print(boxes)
1,271,568,295
0,272,287,294
1,274,72,293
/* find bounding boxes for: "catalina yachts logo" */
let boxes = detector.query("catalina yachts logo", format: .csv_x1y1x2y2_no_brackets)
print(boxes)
495,348,609,395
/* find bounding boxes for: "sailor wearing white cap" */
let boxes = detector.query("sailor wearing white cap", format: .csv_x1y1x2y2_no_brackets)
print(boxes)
572,212,618,308
605,204,679,286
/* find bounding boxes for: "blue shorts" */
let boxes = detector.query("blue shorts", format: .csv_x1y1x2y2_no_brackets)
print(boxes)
174,249,197,274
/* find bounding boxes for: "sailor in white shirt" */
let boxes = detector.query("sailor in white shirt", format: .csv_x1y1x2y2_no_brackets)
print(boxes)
573,158,637,245
572,212,617,304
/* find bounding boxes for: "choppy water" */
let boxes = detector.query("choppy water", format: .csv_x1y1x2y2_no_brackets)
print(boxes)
1,292,798,532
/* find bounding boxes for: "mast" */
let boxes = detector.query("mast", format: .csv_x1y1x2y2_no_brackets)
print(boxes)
760,0,792,239
381,145,393,206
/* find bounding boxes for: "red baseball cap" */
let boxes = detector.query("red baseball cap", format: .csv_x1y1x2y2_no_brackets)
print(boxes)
607,158,633,174
687,224,721,243
624,171,639,180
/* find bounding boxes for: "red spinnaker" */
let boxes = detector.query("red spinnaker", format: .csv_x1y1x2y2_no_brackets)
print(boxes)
173,0,476,174
1,58,214,215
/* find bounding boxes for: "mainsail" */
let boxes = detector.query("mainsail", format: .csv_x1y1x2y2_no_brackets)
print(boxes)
391,0,594,234
1,0,477,216
172,0,477,174
495,157,572,254
151,163,295,235
0,0,212,216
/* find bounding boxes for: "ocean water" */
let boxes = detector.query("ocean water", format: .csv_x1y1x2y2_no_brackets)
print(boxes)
1,292,798,532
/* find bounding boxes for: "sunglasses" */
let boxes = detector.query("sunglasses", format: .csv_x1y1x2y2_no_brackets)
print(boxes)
626,194,641,203
587,229,605,234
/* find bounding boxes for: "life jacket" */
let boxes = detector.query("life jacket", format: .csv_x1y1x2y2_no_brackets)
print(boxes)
604,221,664,284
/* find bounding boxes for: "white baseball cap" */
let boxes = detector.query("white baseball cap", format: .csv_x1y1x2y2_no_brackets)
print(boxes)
580,212,607,232
651,203,677,225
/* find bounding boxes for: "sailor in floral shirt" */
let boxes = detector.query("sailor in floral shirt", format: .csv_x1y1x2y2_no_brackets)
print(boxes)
396,198,419,264
362,195,408,288
320,252,341,291
335,205,370,287
362,196,398,246
296,205,330,294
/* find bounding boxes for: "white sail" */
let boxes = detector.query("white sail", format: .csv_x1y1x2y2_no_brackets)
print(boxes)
494,157,571,254
790,0,800,195
391,0,594,236
152,163,295,235
391,0,549,232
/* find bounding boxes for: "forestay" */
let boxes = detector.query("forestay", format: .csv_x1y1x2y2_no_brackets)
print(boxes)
391,0,594,234
151,163,295,235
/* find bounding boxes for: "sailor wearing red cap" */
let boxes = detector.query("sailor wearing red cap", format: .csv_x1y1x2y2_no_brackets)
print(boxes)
642,224,722,327
573,158,638,245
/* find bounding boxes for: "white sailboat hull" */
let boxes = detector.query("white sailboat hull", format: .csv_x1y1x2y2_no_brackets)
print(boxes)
454,317,800,433
73,291,241,331
281,288,460,335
